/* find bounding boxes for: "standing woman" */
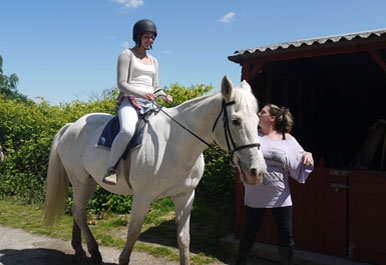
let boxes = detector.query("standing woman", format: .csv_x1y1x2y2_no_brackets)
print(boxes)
235,104,314,265
103,19,173,185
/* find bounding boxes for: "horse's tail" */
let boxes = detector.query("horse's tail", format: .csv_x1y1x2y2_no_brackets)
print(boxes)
43,123,72,227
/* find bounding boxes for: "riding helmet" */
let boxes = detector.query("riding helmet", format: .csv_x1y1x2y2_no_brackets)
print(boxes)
132,19,157,44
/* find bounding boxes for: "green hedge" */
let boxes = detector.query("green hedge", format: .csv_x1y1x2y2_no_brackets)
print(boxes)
0,84,235,214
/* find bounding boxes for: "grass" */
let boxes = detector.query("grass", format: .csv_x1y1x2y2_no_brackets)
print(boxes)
0,194,235,265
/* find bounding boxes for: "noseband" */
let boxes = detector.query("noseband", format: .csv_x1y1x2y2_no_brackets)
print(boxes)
212,99,261,157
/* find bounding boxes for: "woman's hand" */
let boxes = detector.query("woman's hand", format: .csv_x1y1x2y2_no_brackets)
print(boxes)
164,94,173,103
157,94,173,103
303,152,314,168
144,92,157,101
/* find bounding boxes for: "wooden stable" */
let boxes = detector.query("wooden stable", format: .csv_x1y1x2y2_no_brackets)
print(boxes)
228,29,386,265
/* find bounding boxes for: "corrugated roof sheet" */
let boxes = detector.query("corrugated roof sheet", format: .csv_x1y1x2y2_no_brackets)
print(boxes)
231,28,386,56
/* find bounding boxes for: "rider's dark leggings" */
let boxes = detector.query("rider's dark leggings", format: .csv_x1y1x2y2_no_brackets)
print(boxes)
243,205,294,248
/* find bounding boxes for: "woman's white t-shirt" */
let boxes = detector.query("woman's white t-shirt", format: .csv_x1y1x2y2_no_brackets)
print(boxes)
244,133,313,208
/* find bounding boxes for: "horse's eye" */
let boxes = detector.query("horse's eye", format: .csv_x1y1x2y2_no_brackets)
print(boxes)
232,119,241,126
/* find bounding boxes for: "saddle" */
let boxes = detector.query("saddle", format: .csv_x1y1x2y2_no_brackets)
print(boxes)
97,111,152,160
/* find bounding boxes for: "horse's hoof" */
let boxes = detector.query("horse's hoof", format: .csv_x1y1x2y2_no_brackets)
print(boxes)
118,255,130,265
89,257,103,264
90,252,103,264
73,253,88,263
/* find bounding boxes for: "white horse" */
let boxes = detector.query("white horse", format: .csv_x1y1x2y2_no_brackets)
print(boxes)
43,76,266,265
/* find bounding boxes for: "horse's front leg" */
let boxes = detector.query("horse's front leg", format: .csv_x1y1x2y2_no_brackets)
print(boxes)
119,195,152,265
172,189,195,265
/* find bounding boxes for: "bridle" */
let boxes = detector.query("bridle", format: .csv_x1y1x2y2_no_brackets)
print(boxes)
212,99,261,157
153,99,261,158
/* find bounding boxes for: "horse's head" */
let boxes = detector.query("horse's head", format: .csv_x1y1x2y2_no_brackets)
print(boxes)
212,76,266,185
0,144,4,165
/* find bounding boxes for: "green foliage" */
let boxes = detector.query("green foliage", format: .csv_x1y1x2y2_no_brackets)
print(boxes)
200,146,236,198
162,83,213,105
0,55,27,102
87,186,133,215
0,82,236,216
0,94,117,204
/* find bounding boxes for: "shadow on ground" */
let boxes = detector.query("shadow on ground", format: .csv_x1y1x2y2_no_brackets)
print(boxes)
138,219,230,263
0,248,115,265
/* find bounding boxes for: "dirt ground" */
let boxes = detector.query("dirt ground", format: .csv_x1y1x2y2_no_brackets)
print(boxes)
0,225,279,265
0,225,181,265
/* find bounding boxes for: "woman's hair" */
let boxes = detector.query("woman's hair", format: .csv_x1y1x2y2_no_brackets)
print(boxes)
266,103,294,133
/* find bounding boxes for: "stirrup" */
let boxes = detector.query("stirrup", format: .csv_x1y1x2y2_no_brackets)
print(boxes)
102,168,117,185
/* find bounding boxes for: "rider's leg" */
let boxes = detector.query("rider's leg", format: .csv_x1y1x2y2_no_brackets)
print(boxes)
102,101,138,185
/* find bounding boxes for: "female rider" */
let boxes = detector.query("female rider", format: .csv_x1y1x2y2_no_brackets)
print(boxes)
103,19,173,185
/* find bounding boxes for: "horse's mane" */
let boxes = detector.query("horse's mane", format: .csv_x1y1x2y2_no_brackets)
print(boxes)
182,92,217,104
172,92,220,111
174,85,258,114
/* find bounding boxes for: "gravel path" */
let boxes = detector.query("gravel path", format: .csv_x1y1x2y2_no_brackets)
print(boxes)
0,225,181,265
0,225,280,265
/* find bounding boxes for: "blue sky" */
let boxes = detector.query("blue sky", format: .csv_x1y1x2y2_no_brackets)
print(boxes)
2,0,386,105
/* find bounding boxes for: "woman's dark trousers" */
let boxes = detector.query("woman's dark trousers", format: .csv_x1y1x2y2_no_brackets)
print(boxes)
236,206,294,265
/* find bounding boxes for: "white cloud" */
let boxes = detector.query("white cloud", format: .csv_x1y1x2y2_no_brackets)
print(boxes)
220,12,235,23
113,0,144,9
121,41,130,48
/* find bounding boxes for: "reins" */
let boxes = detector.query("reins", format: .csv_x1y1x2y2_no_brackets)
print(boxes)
152,98,261,158
152,101,215,150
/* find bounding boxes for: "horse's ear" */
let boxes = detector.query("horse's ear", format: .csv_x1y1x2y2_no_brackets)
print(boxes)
240,80,251,92
221,75,233,101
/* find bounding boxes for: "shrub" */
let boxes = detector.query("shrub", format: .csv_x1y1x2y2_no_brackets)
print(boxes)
0,83,236,214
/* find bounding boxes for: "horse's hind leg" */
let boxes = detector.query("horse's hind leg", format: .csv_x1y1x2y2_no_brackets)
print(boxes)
71,180,102,263
71,218,87,262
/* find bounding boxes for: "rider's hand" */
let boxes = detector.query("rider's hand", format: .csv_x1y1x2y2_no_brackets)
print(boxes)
144,93,157,101
164,94,173,103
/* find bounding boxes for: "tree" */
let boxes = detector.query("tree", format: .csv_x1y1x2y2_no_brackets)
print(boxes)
0,55,27,102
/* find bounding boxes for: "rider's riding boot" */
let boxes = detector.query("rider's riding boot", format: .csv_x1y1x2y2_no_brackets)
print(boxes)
278,246,294,265
102,168,117,185
103,130,132,185
235,237,254,265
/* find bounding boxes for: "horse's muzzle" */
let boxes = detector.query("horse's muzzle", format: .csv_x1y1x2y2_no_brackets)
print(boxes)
238,165,265,185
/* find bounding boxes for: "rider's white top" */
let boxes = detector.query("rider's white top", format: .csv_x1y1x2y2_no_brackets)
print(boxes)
130,57,155,94
117,48,166,101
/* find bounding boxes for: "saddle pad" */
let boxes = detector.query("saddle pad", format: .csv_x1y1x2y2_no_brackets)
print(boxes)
97,116,144,149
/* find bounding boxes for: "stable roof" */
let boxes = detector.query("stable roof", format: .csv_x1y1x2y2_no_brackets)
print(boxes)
228,29,386,73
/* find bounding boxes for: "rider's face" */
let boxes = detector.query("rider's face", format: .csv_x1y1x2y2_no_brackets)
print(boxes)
141,32,155,49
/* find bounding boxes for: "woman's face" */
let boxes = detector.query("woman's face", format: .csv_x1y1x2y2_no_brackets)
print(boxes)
258,105,274,128
141,32,156,49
